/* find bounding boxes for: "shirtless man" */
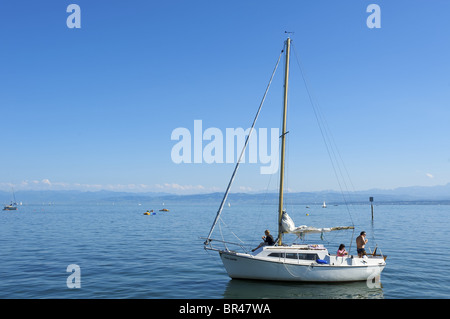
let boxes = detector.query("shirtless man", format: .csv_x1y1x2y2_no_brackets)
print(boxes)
356,231,368,257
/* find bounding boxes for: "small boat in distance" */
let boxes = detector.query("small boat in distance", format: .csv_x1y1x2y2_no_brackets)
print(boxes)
144,209,154,215
322,201,327,208
159,208,169,212
3,188,18,211
3,203,18,211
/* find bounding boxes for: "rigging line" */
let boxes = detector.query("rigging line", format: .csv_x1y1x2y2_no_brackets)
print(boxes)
314,98,355,211
251,159,275,240
218,217,246,246
313,99,353,202
219,217,251,252
310,91,357,200
291,43,355,226
205,47,284,243
291,45,364,252
217,220,228,251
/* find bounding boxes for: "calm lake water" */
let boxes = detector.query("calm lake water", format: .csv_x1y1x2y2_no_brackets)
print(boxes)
0,200,449,299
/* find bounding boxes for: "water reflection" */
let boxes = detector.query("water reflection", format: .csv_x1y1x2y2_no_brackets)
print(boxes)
223,279,384,299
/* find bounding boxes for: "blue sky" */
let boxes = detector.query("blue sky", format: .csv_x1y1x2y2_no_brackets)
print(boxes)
1,0,449,194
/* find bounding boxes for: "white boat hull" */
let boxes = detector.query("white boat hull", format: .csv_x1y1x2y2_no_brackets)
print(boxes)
219,250,385,282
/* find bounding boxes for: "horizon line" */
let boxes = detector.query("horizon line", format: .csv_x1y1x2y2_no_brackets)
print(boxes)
1,182,449,196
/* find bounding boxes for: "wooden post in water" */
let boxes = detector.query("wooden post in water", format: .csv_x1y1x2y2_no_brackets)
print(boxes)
370,197,374,220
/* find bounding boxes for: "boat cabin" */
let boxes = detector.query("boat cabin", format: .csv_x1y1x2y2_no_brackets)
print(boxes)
253,244,385,266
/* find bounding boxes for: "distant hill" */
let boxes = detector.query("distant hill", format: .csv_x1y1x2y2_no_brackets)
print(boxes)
1,183,450,205
0,190,171,206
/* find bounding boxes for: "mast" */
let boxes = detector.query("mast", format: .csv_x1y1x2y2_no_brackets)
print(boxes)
277,37,290,245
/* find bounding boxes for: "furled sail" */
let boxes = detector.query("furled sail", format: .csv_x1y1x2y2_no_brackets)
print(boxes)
281,212,354,235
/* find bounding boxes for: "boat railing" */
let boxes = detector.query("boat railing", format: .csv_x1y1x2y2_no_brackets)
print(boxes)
201,237,250,254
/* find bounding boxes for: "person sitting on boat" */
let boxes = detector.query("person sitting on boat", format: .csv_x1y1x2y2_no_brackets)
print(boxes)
252,230,275,252
356,231,368,257
337,244,348,257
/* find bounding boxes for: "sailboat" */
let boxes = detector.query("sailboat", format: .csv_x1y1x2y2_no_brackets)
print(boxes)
322,201,327,208
3,188,18,211
3,203,18,211
203,36,386,282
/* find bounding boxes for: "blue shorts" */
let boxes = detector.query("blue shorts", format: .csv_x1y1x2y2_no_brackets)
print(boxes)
357,248,366,255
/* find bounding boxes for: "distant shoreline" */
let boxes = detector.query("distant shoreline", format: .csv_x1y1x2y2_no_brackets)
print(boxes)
2,186,450,206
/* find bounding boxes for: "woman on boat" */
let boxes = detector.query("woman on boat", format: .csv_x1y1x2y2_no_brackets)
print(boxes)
251,230,275,252
337,244,348,257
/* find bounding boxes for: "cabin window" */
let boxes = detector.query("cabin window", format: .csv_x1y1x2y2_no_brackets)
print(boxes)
298,253,318,260
268,253,318,260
